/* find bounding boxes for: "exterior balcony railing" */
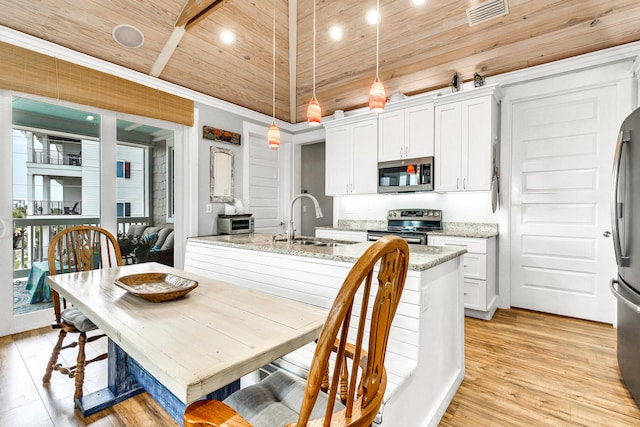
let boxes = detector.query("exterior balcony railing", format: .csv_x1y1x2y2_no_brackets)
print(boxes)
31,149,82,166
12,216,150,279
32,200,82,215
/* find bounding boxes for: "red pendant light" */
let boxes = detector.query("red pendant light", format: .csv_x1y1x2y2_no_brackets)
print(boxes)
369,80,386,112
369,0,386,112
307,98,321,126
268,122,281,150
268,6,280,150
306,0,321,126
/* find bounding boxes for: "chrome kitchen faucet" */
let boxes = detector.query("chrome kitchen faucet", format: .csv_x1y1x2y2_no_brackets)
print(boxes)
287,193,323,243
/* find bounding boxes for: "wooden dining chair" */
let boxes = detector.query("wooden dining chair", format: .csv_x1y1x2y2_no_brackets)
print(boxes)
42,225,122,406
183,235,409,427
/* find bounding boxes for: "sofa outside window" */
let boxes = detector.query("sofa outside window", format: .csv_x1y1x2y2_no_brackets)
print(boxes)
118,224,174,267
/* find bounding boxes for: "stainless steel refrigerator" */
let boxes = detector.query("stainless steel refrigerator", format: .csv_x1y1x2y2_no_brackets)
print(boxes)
611,106,640,408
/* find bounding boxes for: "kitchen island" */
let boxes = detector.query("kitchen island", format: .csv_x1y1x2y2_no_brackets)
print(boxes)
184,234,466,427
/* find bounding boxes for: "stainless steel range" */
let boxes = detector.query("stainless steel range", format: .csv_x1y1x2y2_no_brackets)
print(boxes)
367,209,442,245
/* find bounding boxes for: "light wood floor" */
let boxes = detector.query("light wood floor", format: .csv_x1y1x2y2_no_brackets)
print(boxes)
1,308,639,426
442,309,640,426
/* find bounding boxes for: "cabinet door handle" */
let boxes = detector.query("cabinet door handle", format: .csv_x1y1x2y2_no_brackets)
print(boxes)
405,146,409,157
456,178,460,189
463,178,467,189
346,184,349,194
400,147,403,157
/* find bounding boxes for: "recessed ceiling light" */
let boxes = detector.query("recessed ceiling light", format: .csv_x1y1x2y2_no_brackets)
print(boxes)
86,115,95,121
411,0,426,5
329,25,343,41
220,29,235,44
112,24,144,48
366,9,379,25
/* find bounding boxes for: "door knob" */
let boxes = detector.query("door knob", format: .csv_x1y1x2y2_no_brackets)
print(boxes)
603,231,612,237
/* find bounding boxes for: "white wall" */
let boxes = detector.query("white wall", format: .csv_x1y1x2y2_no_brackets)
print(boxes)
195,103,247,236
81,140,100,216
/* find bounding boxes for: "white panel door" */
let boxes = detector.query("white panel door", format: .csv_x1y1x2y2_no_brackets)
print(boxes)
510,86,618,323
246,128,282,233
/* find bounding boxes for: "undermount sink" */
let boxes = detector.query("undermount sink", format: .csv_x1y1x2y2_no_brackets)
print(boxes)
289,237,356,247
295,239,340,247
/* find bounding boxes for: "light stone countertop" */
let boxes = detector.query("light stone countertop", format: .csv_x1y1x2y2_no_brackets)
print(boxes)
189,233,466,272
316,220,499,239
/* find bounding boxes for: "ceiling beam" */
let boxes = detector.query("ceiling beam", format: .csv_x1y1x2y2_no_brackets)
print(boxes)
152,0,230,79
150,26,186,77
176,0,231,31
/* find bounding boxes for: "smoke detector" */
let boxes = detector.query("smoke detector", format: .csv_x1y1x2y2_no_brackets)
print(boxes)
466,0,509,26
112,24,145,48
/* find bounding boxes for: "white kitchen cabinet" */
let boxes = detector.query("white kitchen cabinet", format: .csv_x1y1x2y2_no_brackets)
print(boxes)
325,117,378,195
378,103,434,162
315,228,368,242
434,85,500,192
428,234,497,320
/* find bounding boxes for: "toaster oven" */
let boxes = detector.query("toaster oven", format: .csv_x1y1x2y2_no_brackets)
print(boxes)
217,214,254,234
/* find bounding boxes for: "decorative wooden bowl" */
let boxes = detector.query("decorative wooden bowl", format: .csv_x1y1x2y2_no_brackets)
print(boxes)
114,273,198,302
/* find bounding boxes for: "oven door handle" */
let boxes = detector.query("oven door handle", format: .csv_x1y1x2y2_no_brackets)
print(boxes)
367,234,425,244
403,237,426,244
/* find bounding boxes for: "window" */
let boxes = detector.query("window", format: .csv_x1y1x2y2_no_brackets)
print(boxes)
116,202,131,217
116,160,131,179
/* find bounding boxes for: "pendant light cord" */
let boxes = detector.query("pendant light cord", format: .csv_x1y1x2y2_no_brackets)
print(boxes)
312,0,316,100
272,7,276,122
375,0,380,81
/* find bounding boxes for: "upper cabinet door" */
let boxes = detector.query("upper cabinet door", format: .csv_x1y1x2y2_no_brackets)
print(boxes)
378,102,435,162
405,103,435,159
434,86,500,192
351,119,378,195
463,97,494,191
325,118,378,196
435,103,463,191
325,126,352,196
378,110,405,162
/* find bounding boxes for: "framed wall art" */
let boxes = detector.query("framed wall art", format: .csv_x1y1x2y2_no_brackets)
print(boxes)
203,126,241,145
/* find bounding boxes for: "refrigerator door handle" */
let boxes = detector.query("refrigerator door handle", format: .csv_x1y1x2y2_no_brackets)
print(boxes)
611,278,640,314
611,130,631,267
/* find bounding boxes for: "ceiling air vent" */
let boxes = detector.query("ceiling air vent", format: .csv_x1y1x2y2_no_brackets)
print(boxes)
466,0,509,26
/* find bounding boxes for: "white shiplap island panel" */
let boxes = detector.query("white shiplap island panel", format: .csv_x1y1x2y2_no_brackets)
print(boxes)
185,234,466,427
45,262,328,406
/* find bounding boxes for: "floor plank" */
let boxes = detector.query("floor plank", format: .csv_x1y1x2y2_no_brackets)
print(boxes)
441,308,640,427
2,309,639,426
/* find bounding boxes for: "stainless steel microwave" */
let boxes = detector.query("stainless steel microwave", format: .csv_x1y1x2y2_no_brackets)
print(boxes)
378,157,433,193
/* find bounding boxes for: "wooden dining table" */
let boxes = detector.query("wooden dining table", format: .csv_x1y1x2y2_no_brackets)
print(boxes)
46,262,328,424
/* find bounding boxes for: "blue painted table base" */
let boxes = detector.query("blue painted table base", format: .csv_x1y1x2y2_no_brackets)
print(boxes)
76,339,240,426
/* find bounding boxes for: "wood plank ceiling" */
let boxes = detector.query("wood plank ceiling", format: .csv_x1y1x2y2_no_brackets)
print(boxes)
0,0,639,124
